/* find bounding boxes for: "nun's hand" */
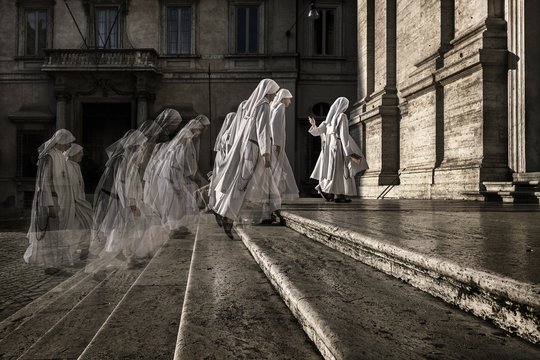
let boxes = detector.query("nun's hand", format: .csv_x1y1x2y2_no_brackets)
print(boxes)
48,206,58,219
130,205,141,217
308,116,316,127
263,153,271,168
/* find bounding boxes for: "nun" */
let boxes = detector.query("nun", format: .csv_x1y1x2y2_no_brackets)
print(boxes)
24,129,75,274
142,108,183,207
269,89,299,213
156,116,210,238
208,111,236,211
212,78,280,237
308,97,368,202
90,130,134,257
63,144,93,260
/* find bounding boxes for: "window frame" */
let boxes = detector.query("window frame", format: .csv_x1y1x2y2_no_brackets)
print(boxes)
307,4,343,57
95,6,121,49
166,5,195,55
229,0,264,55
161,1,196,56
17,1,54,58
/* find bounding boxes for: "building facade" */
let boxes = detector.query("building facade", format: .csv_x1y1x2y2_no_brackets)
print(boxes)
352,0,540,201
0,0,358,208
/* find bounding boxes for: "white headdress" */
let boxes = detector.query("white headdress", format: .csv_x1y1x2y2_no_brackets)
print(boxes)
64,143,83,159
38,129,75,159
271,89,293,110
242,79,280,119
325,97,349,131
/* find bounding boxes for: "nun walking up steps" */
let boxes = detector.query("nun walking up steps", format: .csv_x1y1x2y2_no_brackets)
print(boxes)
269,88,299,220
212,78,280,238
63,144,93,261
155,115,210,239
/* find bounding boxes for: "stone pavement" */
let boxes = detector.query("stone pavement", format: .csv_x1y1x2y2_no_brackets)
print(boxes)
0,230,79,322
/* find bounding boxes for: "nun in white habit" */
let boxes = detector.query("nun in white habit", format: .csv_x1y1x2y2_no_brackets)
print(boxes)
308,97,368,202
24,129,75,273
143,109,183,214
212,78,280,237
208,111,236,210
270,89,299,203
90,130,134,257
104,129,150,265
63,144,93,260
156,116,209,237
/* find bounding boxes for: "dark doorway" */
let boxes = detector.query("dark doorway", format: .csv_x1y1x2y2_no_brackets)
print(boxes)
81,103,132,193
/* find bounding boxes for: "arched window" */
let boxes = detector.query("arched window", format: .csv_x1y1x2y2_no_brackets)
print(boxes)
312,102,330,117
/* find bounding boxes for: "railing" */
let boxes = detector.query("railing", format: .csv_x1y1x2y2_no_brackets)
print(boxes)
42,48,159,71
377,168,406,199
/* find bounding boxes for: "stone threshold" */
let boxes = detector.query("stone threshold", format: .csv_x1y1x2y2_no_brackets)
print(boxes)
278,210,540,345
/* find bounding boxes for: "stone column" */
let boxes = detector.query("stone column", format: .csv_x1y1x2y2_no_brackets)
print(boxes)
136,93,148,126
506,0,525,173
55,93,68,130
135,74,151,126
359,0,400,187
54,75,70,130
478,0,509,181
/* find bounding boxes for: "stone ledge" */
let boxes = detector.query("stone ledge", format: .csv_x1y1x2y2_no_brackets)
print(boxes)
279,211,540,344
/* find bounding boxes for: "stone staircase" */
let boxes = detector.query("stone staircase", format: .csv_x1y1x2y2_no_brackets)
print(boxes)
0,234,195,359
237,224,540,359
0,216,320,360
1,212,539,359
481,177,540,204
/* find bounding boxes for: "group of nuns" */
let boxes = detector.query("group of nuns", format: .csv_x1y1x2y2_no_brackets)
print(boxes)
24,78,367,274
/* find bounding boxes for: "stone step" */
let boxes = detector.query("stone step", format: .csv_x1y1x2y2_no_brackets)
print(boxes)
174,215,321,360
0,270,107,359
278,210,540,344
0,268,88,342
481,181,540,203
483,181,515,192
237,224,540,360
18,266,145,359
78,232,195,359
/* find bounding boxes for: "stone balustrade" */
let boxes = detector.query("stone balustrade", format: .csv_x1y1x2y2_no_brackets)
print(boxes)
42,48,159,72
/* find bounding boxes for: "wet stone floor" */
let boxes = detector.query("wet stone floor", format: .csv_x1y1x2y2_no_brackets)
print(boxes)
283,198,540,284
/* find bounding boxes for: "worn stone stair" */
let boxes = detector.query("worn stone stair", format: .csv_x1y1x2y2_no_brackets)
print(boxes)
237,224,540,360
78,234,195,359
0,269,98,358
0,233,189,359
174,215,321,360
0,215,321,360
481,180,540,203
277,209,540,345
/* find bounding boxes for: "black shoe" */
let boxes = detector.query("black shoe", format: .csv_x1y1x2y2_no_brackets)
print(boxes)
79,249,89,261
222,217,234,239
258,218,273,225
334,196,351,203
44,267,61,275
92,269,108,282
213,211,223,228
320,192,334,202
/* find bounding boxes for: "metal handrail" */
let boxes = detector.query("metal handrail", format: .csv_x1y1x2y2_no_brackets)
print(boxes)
377,168,406,199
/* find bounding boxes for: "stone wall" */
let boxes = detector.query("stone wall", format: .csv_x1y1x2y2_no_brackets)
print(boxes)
353,0,516,199
0,0,357,207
